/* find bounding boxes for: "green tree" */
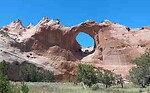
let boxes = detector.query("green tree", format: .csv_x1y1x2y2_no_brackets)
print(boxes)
128,53,150,87
0,76,29,93
0,76,10,93
19,62,54,82
19,63,37,82
97,71,114,88
0,60,7,77
75,63,97,87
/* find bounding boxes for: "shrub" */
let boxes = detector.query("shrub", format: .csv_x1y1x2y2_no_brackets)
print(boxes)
128,53,150,87
40,70,54,82
75,63,115,88
91,84,99,90
0,60,7,76
0,60,54,82
75,63,97,87
19,62,54,82
19,63,37,82
96,71,103,83
0,76,10,93
0,76,29,93
97,71,114,88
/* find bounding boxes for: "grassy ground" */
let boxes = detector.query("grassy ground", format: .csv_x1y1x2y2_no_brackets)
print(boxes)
19,82,150,93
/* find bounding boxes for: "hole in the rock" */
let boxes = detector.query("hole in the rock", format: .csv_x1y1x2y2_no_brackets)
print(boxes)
76,32,95,55
27,55,30,58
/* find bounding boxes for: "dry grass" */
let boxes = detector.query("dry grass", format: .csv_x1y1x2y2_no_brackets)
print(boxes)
20,82,150,93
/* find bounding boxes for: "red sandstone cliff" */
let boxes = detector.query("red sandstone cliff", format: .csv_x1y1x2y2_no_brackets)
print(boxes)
1,17,150,79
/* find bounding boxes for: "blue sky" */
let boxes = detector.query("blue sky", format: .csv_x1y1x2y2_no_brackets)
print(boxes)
1,0,150,47
76,32,94,48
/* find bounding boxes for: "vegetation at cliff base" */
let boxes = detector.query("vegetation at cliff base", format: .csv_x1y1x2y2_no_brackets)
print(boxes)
0,76,29,93
19,62,54,82
14,82,150,93
75,63,97,87
128,52,150,88
75,63,116,89
0,60,54,82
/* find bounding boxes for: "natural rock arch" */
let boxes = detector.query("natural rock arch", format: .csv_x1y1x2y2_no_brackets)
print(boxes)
69,22,101,54
13,18,140,77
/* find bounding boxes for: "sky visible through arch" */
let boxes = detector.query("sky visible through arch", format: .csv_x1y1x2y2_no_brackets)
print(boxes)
1,0,150,47
76,32,94,48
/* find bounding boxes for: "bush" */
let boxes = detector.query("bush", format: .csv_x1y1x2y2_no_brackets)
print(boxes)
128,53,150,87
91,84,99,90
0,76,10,93
0,60,54,82
19,62,54,82
0,76,29,93
97,71,114,88
75,63,97,87
0,60,7,77
75,63,115,88
19,63,37,82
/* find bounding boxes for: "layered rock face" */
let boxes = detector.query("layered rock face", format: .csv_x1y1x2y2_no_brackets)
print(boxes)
1,17,150,80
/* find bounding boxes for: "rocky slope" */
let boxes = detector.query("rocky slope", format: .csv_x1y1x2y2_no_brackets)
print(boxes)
1,17,150,80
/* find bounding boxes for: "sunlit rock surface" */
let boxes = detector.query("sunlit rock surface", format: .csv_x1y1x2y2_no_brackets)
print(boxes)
0,17,150,80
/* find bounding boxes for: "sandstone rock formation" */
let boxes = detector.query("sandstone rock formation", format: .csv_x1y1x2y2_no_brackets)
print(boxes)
1,17,150,80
